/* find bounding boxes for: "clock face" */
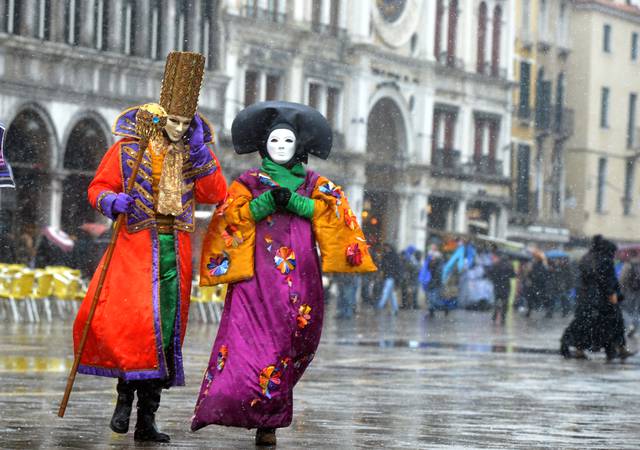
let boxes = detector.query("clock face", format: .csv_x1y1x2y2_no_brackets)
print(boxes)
377,0,407,23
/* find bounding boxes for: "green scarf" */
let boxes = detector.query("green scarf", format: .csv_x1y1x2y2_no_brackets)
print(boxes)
249,158,315,221
260,158,306,191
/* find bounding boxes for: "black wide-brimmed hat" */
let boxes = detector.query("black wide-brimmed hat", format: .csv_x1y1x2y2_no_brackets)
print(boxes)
231,101,332,160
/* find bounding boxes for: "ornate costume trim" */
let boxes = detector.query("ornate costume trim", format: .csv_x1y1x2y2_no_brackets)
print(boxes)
96,190,116,216
183,157,217,179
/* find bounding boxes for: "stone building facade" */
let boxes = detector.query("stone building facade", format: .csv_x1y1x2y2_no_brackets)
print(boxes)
0,0,515,254
564,0,640,244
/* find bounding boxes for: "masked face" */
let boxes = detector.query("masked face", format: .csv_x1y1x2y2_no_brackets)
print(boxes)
266,128,296,164
165,114,192,142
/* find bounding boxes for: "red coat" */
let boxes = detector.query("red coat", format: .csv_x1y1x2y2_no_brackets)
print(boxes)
73,138,226,385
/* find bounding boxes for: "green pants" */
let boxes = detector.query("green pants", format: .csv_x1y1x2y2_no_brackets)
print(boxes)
159,234,178,352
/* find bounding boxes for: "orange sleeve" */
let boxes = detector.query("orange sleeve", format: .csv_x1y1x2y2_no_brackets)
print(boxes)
87,139,126,212
311,176,377,274
199,180,255,286
194,147,228,205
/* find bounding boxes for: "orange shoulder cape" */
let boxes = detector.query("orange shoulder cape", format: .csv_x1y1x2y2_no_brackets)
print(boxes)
199,176,376,286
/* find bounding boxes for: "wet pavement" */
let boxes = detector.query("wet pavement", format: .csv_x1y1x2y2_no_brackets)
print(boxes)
1,303,640,449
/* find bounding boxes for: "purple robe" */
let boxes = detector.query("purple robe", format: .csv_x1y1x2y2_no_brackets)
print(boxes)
192,169,323,430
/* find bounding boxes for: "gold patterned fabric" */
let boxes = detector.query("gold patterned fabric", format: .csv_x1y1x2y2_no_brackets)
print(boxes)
159,51,206,118
150,136,188,216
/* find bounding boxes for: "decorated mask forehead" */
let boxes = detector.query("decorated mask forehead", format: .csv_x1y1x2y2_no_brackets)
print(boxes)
266,128,296,165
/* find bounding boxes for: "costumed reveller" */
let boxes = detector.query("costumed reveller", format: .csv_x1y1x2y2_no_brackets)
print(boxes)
72,52,227,443
191,101,377,446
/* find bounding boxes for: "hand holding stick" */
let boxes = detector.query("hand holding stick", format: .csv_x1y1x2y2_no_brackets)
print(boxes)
58,104,167,418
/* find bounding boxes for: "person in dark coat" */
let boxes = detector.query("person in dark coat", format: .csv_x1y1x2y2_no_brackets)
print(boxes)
376,243,402,314
560,235,634,361
486,249,515,324
525,250,550,318
399,246,421,309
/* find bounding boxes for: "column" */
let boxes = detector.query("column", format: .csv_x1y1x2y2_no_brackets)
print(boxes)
409,191,429,253
455,198,467,234
345,70,370,154
459,105,473,162
224,50,241,130
344,182,365,219
258,72,267,102
420,0,436,60
49,173,64,230
349,0,370,42
445,202,454,232
489,209,497,237
292,0,306,22
415,88,435,164
287,59,304,103
497,206,509,239
338,0,348,30
396,193,410,250
321,0,331,25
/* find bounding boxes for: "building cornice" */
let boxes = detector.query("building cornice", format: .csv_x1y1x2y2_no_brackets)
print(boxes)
572,0,640,24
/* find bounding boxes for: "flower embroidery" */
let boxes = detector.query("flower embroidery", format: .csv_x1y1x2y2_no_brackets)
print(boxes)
207,253,230,276
290,292,300,304
259,365,282,399
286,275,293,288
346,243,364,266
344,208,358,230
274,247,296,274
215,196,233,216
257,172,278,187
266,215,274,227
216,345,228,371
297,304,311,329
222,225,243,248
264,235,273,253
250,398,261,407
319,181,342,203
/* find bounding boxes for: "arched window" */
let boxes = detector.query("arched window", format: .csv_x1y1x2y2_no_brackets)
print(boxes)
476,2,487,74
149,0,162,59
122,0,136,55
491,5,502,76
447,0,459,66
64,0,81,45
94,0,109,50
35,0,51,40
62,118,108,232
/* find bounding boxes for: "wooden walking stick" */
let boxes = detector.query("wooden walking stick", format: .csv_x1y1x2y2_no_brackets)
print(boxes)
58,104,167,418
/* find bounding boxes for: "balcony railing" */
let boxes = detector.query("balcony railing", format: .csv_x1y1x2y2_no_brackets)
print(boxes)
310,21,348,39
477,62,508,79
437,51,464,70
243,6,287,23
553,107,574,139
431,147,461,175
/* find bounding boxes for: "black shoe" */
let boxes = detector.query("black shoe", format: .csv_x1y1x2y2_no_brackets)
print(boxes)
134,382,170,443
110,379,135,434
560,343,571,359
255,428,277,446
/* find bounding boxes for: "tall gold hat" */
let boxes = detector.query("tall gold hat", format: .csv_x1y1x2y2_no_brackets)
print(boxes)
159,51,206,118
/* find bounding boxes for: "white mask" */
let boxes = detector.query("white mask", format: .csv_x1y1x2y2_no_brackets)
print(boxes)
266,128,296,164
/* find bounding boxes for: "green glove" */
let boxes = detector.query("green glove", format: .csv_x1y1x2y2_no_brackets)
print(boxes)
249,191,276,222
286,192,315,219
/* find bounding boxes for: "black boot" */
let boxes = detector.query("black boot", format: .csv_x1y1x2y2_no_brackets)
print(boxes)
255,427,277,446
110,379,135,434
134,381,170,443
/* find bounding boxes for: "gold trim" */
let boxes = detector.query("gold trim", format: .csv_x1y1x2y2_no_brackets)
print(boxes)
183,158,216,179
112,105,142,139
96,190,116,216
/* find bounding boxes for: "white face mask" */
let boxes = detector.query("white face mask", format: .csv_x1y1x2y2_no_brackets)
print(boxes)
165,114,191,143
266,128,296,164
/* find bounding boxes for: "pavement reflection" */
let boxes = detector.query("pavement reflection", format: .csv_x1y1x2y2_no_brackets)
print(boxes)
0,306,638,448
